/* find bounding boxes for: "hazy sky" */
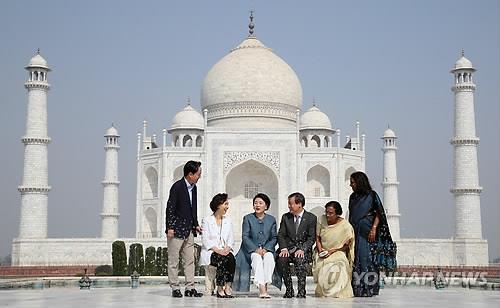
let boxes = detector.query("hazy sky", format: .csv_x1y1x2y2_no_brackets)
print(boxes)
1,0,499,261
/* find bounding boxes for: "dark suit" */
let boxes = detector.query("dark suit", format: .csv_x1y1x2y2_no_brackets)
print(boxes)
165,178,199,239
165,177,199,290
276,210,317,296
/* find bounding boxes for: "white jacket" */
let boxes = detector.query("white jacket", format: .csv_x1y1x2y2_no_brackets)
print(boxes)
200,214,234,266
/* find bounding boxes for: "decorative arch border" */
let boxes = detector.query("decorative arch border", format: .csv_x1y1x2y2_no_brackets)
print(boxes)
306,161,330,170
144,165,159,198
223,151,280,176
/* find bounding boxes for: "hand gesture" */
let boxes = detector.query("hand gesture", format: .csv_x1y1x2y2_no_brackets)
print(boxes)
256,247,267,256
196,225,203,235
294,249,305,258
368,228,376,242
279,248,289,258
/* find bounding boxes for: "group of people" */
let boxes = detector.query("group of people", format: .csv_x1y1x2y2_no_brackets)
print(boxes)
165,161,396,299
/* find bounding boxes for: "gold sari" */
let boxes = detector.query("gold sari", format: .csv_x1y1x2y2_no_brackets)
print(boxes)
312,216,355,298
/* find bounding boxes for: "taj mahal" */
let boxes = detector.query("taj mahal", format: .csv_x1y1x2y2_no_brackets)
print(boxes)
11,17,488,266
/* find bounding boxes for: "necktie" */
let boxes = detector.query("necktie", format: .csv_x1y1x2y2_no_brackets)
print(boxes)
295,215,300,233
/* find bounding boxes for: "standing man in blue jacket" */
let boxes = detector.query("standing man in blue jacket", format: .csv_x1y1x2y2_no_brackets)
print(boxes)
166,160,203,298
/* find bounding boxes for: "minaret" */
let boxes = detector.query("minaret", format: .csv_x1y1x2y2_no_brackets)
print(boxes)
100,125,120,239
381,128,401,240
18,51,51,239
450,52,483,239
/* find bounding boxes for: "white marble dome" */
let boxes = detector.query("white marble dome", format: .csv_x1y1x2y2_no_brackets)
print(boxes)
26,53,50,70
300,105,332,130
105,126,119,136
170,104,204,130
383,128,396,138
201,36,303,127
454,56,473,70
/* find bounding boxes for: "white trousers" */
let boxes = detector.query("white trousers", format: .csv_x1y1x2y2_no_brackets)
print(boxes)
251,252,275,286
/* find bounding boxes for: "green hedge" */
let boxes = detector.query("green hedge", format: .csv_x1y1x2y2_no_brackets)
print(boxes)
112,241,127,276
112,242,204,277
160,247,168,276
95,264,113,276
144,246,157,276
128,243,144,275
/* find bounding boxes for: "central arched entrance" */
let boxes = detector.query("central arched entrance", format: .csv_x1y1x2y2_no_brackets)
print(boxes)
225,159,279,244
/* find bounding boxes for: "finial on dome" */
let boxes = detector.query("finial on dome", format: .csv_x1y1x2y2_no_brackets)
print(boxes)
248,10,255,36
187,96,191,105
461,49,465,57
312,97,316,107
37,48,40,55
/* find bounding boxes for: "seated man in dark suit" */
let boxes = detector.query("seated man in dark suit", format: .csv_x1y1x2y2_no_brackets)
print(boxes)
276,192,317,298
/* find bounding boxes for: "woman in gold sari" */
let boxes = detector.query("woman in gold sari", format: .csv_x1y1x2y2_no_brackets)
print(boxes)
313,201,354,298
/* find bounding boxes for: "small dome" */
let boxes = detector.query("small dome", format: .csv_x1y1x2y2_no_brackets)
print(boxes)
171,104,204,130
26,53,50,70
300,105,332,130
105,125,119,136
383,128,396,138
454,56,473,70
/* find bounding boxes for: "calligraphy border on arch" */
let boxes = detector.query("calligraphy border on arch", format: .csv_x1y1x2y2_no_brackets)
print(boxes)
223,151,280,175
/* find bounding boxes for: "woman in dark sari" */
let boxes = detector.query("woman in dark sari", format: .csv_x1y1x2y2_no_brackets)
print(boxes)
348,171,396,297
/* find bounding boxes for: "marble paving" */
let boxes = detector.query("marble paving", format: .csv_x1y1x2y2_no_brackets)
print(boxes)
0,285,499,308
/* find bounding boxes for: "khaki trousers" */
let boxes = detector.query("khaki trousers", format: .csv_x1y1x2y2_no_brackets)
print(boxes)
167,233,195,290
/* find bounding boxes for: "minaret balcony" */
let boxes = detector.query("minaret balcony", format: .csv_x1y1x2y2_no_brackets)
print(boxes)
382,181,400,186
104,144,120,150
100,213,120,218
450,138,479,145
18,186,51,193
21,137,51,145
450,187,483,194
451,84,476,92
24,81,50,90
101,181,120,186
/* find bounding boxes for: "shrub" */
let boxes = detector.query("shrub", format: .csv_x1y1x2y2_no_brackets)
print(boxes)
95,265,113,276
112,240,127,276
160,247,168,276
144,246,157,276
155,247,163,276
128,243,145,275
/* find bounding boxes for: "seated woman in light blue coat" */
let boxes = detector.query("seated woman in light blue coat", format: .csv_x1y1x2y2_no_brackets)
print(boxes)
233,193,277,298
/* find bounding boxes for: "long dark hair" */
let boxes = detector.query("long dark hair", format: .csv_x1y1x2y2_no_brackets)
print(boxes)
350,171,372,195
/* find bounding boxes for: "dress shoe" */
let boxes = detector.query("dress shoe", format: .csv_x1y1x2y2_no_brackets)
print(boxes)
172,289,183,298
283,289,294,298
185,288,203,297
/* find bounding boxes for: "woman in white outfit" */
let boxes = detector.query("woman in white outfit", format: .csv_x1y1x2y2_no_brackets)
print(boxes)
200,193,235,298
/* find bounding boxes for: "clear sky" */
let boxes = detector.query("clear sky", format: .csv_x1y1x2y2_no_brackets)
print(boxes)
1,0,499,261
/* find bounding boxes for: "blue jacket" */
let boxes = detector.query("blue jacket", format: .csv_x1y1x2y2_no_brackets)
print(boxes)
233,213,277,291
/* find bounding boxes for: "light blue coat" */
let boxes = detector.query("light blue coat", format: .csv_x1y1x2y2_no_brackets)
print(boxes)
233,213,277,291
